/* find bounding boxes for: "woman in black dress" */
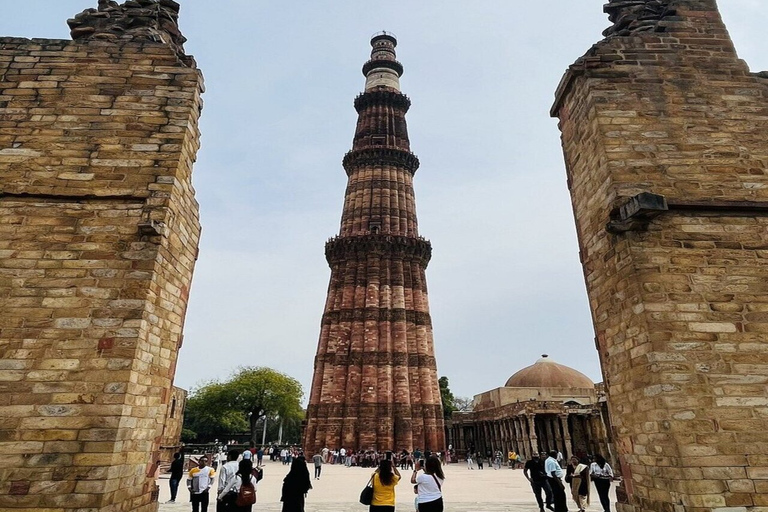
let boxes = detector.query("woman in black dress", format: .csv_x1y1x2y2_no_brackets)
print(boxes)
281,455,312,512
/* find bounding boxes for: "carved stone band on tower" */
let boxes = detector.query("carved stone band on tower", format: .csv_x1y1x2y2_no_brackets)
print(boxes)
304,33,445,454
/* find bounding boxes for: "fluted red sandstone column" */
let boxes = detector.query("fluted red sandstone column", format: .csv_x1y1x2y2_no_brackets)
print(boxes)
305,33,444,454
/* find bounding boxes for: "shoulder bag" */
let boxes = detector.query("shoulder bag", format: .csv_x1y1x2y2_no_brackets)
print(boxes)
359,475,374,505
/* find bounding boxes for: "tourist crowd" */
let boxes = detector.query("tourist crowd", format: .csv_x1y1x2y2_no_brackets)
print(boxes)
170,444,614,512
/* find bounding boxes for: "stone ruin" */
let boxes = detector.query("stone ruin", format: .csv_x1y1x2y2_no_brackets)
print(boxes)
553,0,768,510
67,0,192,66
0,1,202,511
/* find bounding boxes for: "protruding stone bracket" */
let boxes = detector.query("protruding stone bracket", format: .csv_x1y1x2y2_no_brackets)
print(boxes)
138,219,167,237
607,192,768,234
606,192,668,234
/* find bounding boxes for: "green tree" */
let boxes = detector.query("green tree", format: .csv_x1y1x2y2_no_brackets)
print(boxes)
183,367,304,444
439,376,456,419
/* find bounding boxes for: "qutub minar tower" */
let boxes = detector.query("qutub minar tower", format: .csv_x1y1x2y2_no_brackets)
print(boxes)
305,33,445,453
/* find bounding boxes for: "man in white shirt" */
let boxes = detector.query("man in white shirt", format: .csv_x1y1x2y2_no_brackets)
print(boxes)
188,456,216,512
216,450,240,512
545,450,566,512
339,447,347,466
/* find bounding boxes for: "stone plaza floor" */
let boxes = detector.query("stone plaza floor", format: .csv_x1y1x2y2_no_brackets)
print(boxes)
157,460,617,512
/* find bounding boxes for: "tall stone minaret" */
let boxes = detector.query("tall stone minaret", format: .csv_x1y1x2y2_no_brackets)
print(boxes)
305,33,444,453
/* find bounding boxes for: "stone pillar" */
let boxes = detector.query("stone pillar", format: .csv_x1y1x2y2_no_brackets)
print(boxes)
559,414,572,458
0,3,203,511
553,415,565,457
513,418,524,459
505,419,514,454
543,416,552,453
552,1,768,509
527,415,538,456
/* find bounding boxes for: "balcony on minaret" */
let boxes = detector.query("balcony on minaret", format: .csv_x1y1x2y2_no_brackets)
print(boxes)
363,32,403,92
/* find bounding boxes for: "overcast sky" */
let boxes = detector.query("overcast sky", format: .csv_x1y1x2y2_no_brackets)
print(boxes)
3,1,767,402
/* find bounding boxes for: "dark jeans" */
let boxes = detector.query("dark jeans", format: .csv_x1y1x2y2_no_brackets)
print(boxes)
169,478,180,501
191,490,209,512
531,479,553,509
548,477,568,512
418,497,444,512
314,465,322,478
594,478,612,512
370,506,395,512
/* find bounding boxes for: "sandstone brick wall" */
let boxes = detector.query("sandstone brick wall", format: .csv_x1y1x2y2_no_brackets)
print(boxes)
159,386,187,463
552,1,768,510
0,36,202,512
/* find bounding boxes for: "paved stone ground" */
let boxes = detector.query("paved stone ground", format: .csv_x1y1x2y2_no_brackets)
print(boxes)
157,461,617,512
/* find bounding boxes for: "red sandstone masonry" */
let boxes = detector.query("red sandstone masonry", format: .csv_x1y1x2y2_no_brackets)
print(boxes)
305,35,444,454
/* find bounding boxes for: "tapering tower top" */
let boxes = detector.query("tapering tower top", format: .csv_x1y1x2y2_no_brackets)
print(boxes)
363,31,404,92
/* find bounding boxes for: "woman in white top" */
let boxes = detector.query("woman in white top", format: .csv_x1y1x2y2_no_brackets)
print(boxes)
410,456,445,512
589,454,614,512
218,459,258,512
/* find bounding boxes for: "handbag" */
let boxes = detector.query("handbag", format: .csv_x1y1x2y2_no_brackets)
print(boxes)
359,475,374,505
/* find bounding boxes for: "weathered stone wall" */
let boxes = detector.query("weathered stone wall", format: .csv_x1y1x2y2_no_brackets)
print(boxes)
552,1,768,510
159,386,187,463
0,31,202,512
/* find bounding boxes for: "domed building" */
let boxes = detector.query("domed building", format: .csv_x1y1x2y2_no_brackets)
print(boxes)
447,355,613,463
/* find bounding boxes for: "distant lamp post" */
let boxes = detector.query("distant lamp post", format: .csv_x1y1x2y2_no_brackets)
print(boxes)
262,416,268,446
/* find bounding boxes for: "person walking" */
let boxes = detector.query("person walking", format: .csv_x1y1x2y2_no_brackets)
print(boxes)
217,459,258,512
545,450,568,512
565,456,590,512
312,452,323,480
590,454,614,512
476,453,484,470
216,449,240,511
281,455,312,512
466,451,475,470
370,459,401,512
188,456,216,512
168,452,185,504
411,456,444,512
524,452,554,512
